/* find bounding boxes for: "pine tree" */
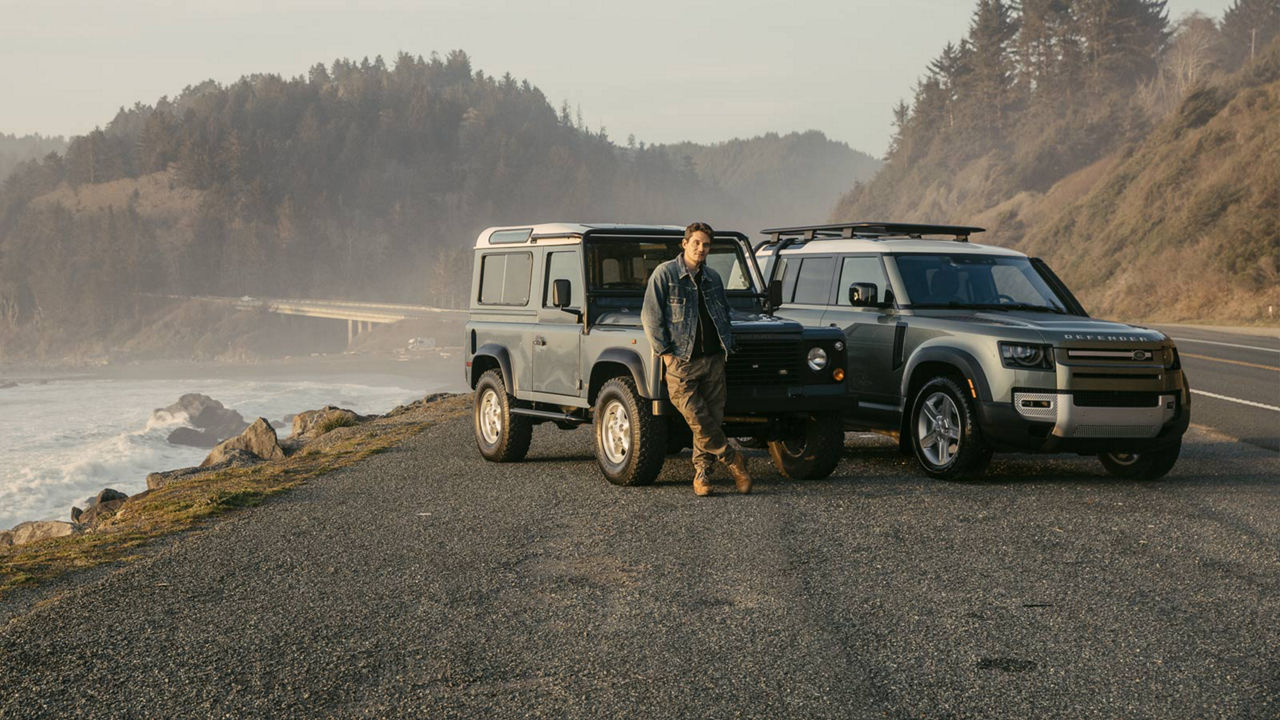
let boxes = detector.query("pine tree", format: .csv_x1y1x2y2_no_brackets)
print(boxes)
1220,0,1280,69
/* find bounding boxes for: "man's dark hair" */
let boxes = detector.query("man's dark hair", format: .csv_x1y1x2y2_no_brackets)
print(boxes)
684,221,714,241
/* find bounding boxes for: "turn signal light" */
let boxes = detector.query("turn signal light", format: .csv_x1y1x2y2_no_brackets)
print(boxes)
832,368,845,381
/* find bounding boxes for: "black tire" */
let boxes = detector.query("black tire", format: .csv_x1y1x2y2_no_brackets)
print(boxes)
768,412,844,480
909,376,992,480
1098,441,1181,480
594,376,668,486
473,369,532,462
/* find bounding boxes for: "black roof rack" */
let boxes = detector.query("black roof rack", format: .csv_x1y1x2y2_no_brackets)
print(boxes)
759,222,985,245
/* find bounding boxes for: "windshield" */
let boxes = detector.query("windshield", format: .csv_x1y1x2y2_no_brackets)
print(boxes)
584,237,756,293
891,253,1069,312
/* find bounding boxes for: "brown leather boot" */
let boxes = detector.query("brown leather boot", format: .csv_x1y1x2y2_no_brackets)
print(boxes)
726,454,752,494
693,468,713,497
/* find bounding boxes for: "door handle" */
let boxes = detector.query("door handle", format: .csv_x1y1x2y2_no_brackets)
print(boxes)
533,336,546,346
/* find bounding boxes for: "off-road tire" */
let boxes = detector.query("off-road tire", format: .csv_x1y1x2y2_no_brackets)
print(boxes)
1098,441,1181,480
594,376,667,486
768,412,844,480
473,369,532,462
909,376,992,481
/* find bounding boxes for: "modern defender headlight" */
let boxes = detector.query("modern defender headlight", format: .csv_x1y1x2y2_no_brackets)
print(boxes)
999,342,1053,370
807,347,829,371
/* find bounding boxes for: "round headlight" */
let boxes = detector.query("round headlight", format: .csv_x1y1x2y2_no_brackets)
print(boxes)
807,347,828,371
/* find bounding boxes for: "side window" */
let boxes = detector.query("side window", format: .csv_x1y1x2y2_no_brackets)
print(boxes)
479,252,533,305
791,256,836,304
837,256,890,305
543,250,581,308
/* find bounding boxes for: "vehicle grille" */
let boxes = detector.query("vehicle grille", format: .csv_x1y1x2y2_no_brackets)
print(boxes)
1072,391,1161,408
727,337,802,385
1074,424,1161,438
1065,348,1159,362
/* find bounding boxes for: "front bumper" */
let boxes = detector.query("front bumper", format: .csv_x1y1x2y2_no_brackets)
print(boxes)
977,389,1190,453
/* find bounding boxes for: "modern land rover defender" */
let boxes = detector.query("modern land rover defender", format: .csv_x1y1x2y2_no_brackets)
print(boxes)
464,223,849,485
756,222,1190,481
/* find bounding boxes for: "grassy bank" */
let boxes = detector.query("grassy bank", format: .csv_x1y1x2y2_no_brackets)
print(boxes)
0,394,470,599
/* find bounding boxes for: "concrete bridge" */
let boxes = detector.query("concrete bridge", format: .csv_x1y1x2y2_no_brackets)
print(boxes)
160,295,465,345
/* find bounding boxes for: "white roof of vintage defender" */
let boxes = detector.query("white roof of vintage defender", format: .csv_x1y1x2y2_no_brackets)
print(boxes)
474,222,687,248
754,222,1025,258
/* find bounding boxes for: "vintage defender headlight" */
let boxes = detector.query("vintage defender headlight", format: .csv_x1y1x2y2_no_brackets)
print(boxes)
999,342,1053,370
807,347,829,371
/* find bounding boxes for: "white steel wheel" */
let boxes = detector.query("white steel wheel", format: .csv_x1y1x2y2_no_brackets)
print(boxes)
593,376,666,486
472,368,532,462
479,388,502,445
917,391,962,468
601,399,632,465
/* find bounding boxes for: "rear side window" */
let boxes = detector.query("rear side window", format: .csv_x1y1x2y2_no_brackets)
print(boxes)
791,256,836,304
479,252,533,305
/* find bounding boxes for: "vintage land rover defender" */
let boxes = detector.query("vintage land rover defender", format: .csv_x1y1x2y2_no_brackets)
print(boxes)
465,223,848,485
757,222,1191,481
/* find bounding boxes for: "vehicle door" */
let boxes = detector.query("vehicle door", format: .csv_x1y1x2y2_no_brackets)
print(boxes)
533,248,584,396
775,254,838,328
821,254,902,409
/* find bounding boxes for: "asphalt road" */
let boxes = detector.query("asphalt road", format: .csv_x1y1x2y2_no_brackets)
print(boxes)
1155,325,1280,451
2,407,1277,719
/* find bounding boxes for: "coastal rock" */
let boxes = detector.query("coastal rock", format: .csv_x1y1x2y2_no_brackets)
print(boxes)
156,393,248,442
96,488,127,504
167,426,224,449
10,521,83,546
201,418,284,468
77,488,128,520
0,530,11,547
291,406,364,438
78,499,126,529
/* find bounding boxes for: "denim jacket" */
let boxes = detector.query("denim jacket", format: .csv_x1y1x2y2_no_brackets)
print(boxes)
641,254,735,360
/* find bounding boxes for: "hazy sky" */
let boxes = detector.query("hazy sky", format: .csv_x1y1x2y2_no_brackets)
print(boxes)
1,0,1239,156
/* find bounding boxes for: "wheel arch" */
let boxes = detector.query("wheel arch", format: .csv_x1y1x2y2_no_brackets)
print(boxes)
470,344,513,390
589,349,649,405
899,347,992,437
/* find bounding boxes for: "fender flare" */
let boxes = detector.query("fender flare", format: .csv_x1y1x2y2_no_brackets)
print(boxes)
471,343,514,391
900,346,993,405
592,348,652,400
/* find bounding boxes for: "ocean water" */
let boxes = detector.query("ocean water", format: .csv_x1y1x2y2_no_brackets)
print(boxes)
0,375,433,530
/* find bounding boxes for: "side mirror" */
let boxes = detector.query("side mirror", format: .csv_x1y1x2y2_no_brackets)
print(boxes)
848,282,878,306
552,279,572,309
768,279,783,309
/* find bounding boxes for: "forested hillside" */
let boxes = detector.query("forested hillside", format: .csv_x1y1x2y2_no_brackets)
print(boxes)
0,52,875,362
0,134,65,184
834,0,1280,323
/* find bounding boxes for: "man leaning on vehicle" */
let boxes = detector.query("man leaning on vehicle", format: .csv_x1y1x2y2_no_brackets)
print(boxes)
642,221,752,496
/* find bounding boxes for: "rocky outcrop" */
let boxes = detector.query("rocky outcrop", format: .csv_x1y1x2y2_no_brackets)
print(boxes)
291,406,365,438
166,427,222,449
73,488,129,523
157,394,248,448
0,531,11,547
146,450,259,491
201,418,284,468
10,521,83,546
77,499,126,528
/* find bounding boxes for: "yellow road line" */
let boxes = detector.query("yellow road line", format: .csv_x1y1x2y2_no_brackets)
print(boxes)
1181,352,1280,372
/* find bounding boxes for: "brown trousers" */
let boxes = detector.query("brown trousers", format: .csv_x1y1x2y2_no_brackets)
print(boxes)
663,353,738,473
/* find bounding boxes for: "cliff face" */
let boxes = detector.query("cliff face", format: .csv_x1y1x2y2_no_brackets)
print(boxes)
833,27,1280,326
